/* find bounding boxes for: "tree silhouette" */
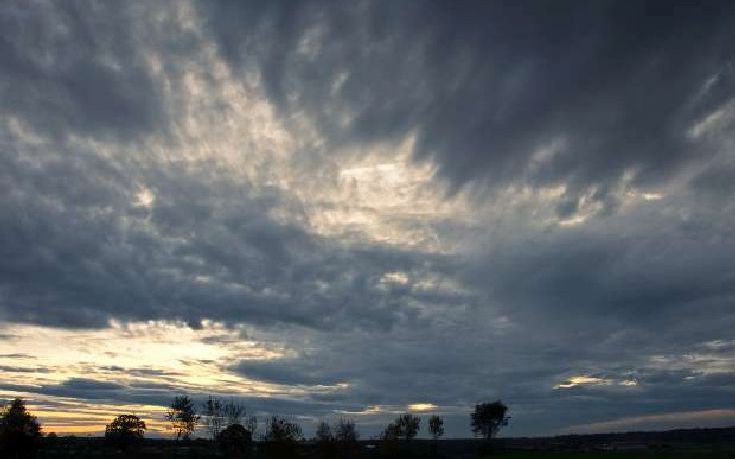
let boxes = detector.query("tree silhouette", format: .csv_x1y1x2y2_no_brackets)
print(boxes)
165,396,199,441
428,415,444,457
470,400,509,440
428,415,444,440
264,416,302,459
265,416,302,442
223,401,247,427
395,414,420,441
202,396,225,440
315,421,332,442
104,414,146,449
334,418,358,443
0,398,42,458
380,422,401,458
334,418,359,458
382,422,401,441
218,423,252,457
315,421,335,459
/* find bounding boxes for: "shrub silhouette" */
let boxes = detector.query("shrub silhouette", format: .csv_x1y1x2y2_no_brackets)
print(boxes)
264,416,302,459
428,415,444,456
471,400,509,440
315,421,336,458
334,418,359,458
0,398,42,459
380,422,402,458
315,421,332,443
396,414,421,440
218,423,252,457
334,417,358,443
104,414,146,449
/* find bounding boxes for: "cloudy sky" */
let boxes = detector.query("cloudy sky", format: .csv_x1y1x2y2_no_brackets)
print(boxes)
1,0,735,438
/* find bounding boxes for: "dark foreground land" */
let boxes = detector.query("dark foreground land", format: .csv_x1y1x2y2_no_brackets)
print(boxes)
33,427,735,458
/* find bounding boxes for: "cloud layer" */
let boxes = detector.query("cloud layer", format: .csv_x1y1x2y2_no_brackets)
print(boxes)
1,0,734,437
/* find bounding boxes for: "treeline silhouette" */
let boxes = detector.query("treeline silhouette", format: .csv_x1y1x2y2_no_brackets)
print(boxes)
0,396,509,458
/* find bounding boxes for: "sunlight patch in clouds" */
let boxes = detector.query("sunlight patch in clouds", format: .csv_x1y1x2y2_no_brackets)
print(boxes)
408,403,438,412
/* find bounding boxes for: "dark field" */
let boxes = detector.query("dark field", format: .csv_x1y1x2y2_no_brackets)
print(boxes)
35,427,735,458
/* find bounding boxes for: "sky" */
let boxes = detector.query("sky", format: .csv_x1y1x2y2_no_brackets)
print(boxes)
1,0,735,439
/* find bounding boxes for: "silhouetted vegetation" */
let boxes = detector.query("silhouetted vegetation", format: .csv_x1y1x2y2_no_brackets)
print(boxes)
165,395,199,441
428,415,444,457
0,398,735,459
315,421,332,443
380,415,420,458
0,398,42,459
218,423,253,457
104,414,145,449
224,400,249,427
471,400,509,441
396,414,421,441
428,415,443,441
314,421,336,458
335,418,359,443
8,393,735,459
203,395,225,440
264,415,303,458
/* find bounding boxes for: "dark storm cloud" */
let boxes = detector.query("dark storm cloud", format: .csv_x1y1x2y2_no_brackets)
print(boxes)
0,1,170,141
199,0,735,208
0,123,461,328
232,358,346,386
0,0,734,437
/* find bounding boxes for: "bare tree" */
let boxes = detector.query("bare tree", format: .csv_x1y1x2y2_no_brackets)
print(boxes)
203,396,225,440
246,416,259,439
223,400,247,427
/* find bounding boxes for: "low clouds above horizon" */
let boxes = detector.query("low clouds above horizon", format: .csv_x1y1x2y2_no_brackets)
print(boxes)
1,0,734,437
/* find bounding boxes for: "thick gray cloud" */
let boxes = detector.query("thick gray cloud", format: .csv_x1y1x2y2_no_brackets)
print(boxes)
1,0,734,438
200,0,735,208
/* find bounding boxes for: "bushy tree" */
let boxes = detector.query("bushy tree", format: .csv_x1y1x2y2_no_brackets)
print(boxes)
315,421,334,459
428,415,444,457
334,418,358,443
315,421,332,442
470,400,509,440
218,423,252,457
104,415,146,449
395,414,420,440
380,422,401,458
165,396,199,441
264,416,302,459
428,415,444,440
0,398,42,458
265,416,302,442
381,422,400,441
